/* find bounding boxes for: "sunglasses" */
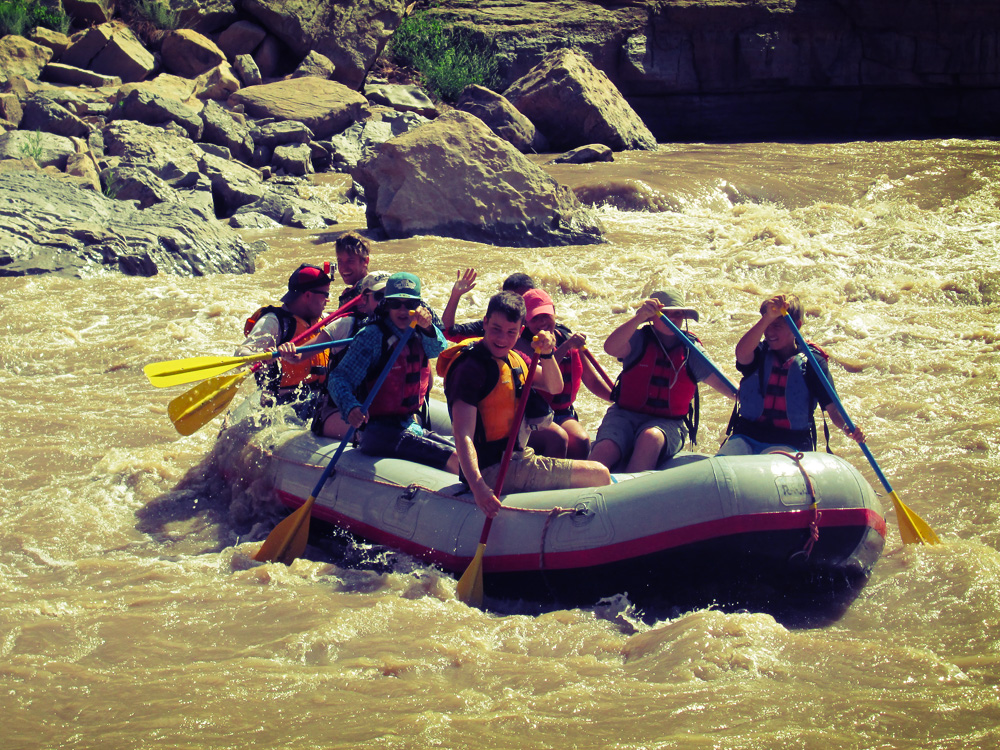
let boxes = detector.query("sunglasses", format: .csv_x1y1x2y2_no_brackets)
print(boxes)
386,298,420,311
308,289,330,298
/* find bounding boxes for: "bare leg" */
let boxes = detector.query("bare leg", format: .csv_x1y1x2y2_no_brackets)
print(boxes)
625,428,665,472
588,438,621,469
527,422,569,459
569,460,611,487
560,418,591,459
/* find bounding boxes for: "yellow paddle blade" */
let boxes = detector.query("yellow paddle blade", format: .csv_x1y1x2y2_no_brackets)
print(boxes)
144,351,273,388
168,369,249,436
889,491,941,545
253,496,316,564
456,542,486,606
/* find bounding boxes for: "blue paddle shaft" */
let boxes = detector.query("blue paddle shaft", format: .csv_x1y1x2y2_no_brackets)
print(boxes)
657,314,738,395
307,325,417,498
780,313,894,495
273,337,353,358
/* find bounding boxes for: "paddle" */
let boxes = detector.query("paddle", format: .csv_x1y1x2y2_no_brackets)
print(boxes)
166,338,354,435
163,296,363,434
253,319,420,564
145,296,362,388
658,313,739,395
780,312,940,545
456,346,542,607
582,346,615,390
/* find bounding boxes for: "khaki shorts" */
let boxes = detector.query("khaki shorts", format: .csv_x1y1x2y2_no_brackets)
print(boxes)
481,447,574,494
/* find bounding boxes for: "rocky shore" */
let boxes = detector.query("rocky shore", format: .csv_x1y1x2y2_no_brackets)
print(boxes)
2,0,995,277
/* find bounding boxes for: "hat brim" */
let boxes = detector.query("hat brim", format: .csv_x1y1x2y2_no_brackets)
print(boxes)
384,293,421,300
661,306,699,322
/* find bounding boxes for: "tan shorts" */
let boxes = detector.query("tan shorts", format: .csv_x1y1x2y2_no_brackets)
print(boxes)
480,447,574,494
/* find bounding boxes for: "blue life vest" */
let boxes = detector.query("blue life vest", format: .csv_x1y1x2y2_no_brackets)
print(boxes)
737,343,825,430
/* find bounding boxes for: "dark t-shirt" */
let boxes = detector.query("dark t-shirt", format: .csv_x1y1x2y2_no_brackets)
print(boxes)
446,320,485,342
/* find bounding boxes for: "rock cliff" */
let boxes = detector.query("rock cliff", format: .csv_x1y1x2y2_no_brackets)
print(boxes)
431,0,1000,139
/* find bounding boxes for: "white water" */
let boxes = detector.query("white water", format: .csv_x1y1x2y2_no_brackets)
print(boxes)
2,140,999,749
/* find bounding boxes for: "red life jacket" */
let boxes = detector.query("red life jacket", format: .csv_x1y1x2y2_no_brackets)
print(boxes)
243,306,328,390
614,327,698,418
539,325,583,412
362,321,430,418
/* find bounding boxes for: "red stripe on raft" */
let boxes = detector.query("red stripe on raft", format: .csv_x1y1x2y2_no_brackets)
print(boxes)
275,489,885,575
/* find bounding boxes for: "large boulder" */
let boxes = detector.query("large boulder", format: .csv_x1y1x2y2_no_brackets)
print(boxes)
228,77,369,138
61,22,155,84
0,171,256,277
217,20,268,60
200,100,254,163
0,36,54,85
455,84,546,153
160,30,227,79
505,48,657,152
113,89,204,140
352,110,605,247
20,94,91,138
325,109,430,170
241,0,407,89
155,0,239,34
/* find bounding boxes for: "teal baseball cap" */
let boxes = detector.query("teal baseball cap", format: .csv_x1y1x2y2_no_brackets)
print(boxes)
383,272,421,300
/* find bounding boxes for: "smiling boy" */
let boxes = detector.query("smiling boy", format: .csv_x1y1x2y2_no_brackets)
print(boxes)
440,291,610,518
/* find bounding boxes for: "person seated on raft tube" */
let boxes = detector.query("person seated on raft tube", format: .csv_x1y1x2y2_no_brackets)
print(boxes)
285,271,392,438
440,291,611,518
333,231,371,308
513,288,613,459
236,263,332,421
588,288,737,473
441,268,536,342
717,293,866,455
329,272,461,474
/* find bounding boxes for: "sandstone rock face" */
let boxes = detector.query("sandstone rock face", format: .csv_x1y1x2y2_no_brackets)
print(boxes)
353,110,605,247
0,171,256,277
200,100,254,162
228,78,369,138
161,30,227,79
455,84,545,153
0,36,55,85
505,48,657,151
432,0,1000,139
241,0,408,89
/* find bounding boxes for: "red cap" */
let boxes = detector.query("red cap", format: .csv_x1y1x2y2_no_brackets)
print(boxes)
281,264,331,302
523,288,555,322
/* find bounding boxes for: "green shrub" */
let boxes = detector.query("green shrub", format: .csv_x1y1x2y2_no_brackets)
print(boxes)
118,0,180,30
19,130,44,162
389,11,500,102
0,0,70,37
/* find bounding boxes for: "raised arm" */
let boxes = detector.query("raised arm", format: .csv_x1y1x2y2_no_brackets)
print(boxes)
442,268,477,333
604,299,659,359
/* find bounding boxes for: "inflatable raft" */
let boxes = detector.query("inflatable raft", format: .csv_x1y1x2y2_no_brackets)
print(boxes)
219,402,885,623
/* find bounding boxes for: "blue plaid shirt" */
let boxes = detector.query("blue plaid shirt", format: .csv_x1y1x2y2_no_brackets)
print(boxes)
329,319,447,429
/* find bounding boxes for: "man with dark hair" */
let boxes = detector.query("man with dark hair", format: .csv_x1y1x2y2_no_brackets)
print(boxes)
439,291,610,518
237,263,332,419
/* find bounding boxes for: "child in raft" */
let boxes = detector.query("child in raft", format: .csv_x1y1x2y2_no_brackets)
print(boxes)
512,288,613,459
718,292,865,455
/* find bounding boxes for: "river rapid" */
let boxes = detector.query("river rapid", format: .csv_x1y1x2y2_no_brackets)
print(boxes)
2,140,999,749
